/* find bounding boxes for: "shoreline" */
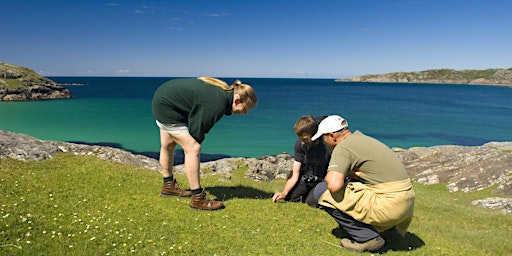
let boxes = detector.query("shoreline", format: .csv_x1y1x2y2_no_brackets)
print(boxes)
335,68,512,87
3,129,512,215
334,80,512,87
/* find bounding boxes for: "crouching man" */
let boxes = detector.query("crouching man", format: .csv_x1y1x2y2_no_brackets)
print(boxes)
311,115,415,252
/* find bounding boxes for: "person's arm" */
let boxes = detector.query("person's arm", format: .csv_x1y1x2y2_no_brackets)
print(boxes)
188,106,221,143
272,161,302,202
324,170,345,193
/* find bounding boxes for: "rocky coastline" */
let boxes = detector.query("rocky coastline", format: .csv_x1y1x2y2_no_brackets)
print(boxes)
1,130,511,214
0,62,71,101
336,68,512,87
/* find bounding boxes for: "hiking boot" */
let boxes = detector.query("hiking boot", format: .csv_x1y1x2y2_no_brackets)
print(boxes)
190,191,224,210
341,236,385,252
160,179,192,197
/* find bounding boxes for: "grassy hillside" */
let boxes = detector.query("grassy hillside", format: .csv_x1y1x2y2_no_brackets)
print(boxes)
0,62,71,100
1,154,511,255
0,62,54,89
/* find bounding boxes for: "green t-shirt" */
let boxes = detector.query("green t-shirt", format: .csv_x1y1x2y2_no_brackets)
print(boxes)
328,131,408,185
151,78,234,143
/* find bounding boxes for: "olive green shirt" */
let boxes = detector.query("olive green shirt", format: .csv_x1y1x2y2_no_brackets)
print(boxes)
152,78,234,143
328,131,408,185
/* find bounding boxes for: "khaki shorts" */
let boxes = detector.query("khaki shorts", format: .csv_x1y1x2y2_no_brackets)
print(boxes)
155,120,189,135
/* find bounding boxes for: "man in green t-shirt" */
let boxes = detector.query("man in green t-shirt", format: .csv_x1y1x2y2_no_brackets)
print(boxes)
311,115,415,252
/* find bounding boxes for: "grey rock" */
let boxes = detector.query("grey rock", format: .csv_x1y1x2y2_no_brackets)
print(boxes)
471,197,512,214
1,130,511,213
0,130,160,171
0,131,59,161
394,142,512,196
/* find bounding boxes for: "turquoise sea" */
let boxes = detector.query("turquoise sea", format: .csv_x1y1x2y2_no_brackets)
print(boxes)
1,77,511,160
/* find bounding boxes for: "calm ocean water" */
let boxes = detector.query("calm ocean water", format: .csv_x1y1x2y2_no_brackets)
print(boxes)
1,77,511,160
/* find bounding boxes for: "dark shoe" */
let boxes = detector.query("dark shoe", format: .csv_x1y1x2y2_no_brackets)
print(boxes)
380,226,400,241
341,236,385,252
160,179,192,197
190,191,224,210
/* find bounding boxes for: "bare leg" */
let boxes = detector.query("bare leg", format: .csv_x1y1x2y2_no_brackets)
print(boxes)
171,131,223,210
159,129,176,178
170,132,201,190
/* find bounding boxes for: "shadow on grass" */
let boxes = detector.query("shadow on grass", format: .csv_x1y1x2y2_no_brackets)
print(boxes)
206,185,273,201
67,141,233,164
139,149,232,164
331,227,425,252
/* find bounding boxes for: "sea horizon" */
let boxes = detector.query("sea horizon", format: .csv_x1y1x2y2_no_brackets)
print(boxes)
1,77,511,161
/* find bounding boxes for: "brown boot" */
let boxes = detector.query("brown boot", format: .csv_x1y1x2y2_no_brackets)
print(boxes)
160,179,192,197
190,191,224,210
341,236,385,252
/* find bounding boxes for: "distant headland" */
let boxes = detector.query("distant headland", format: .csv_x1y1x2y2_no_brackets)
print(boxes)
336,68,512,87
0,62,71,101
3,61,512,102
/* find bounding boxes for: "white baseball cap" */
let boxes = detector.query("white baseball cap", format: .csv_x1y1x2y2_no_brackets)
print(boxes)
311,115,348,141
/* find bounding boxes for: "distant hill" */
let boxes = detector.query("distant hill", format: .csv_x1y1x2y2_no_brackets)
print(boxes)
0,62,71,101
336,68,512,86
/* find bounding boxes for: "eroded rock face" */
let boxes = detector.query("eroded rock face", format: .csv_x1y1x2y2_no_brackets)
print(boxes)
1,130,511,213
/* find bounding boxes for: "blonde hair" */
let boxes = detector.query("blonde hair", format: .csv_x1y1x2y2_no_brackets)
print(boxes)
198,77,257,108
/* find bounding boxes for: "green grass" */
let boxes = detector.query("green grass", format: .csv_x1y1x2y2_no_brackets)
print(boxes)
0,79,23,89
1,154,511,255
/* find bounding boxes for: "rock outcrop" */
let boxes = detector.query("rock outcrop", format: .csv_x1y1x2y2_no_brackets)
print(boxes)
393,143,512,195
0,130,160,171
0,62,71,101
336,68,512,87
1,130,511,213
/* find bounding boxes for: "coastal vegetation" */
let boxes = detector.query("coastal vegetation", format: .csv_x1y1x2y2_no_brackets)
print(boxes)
0,62,70,100
2,153,511,255
0,62,53,89
337,68,512,86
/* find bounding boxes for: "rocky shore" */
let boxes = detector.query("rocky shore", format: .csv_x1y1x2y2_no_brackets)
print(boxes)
1,130,511,214
0,62,71,101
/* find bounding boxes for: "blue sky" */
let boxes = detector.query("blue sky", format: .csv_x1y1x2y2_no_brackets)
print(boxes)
2,0,511,78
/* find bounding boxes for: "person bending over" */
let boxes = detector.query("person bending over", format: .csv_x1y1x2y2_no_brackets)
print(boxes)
152,77,257,210
311,115,415,252
272,115,330,207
